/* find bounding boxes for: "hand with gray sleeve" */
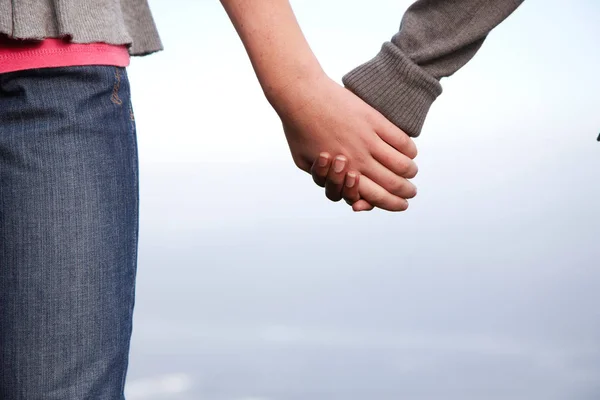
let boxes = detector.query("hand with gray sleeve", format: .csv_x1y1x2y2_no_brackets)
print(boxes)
344,0,524,138
309,0,524,210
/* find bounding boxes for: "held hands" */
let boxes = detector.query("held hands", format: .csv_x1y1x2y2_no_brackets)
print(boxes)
269,73,418,212
219,0,417,212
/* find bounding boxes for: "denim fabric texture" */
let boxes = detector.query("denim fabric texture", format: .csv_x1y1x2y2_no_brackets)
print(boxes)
0,66,139,399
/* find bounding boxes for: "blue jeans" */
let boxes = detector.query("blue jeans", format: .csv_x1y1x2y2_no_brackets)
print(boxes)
0,66,139,399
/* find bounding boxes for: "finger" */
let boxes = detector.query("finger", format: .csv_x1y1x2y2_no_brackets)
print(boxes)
356,175,409,212
363,159,418,199
352,199,375,212
371,138,419,179
374,118,418,159
311,152,332,187
342,173,375,211
325,155,348,202
342,171,361,205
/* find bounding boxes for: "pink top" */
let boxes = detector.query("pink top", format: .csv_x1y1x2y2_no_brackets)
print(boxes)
0,37,130,74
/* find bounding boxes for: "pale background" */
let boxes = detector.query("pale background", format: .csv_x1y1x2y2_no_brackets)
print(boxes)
124,0,600,398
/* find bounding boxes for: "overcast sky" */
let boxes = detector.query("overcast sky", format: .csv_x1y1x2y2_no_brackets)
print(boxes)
124,1,600,399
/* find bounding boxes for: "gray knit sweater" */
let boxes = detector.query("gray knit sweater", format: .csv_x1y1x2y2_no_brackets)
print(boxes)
343,0,524,136
0,0,163,55
0,0,523,137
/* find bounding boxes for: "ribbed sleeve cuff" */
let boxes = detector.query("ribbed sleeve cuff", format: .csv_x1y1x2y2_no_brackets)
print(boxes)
342,42,443,137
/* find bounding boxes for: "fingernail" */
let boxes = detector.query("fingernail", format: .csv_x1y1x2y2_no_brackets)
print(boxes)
334,156,346,173
318,153,328,167
346,172,356,188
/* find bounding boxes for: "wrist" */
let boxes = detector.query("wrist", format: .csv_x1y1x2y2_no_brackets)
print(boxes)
342,42,442,137
262,61,326,115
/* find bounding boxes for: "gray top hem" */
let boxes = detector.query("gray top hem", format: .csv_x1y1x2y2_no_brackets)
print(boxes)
0,0,163,56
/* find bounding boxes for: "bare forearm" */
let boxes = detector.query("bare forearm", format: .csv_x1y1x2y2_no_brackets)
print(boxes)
219,0,324,102
220,0,420,213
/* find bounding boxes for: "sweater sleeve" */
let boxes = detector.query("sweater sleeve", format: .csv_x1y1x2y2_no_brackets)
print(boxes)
342,0,524,137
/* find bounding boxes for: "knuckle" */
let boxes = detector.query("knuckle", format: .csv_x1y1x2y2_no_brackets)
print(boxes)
397,133,408,146
362,139,375,157
395,133,411,153
397,159,412,176
353,153,368,171
371,193,386,204
387,177,406,194
387,178,416,199
353,149,367,164
365,110,380,126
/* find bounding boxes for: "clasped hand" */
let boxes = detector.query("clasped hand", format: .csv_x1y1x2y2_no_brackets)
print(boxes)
271,73,419,212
